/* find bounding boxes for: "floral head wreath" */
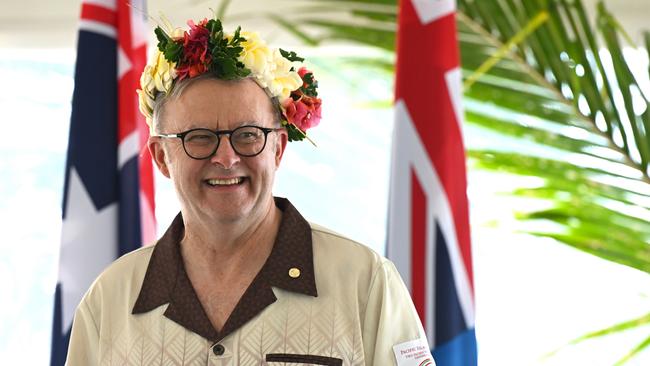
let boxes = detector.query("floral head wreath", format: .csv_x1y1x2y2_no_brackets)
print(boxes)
137,15,322,143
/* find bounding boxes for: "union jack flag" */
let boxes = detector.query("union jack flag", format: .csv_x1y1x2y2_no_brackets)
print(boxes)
388,0,477,364
50,1,155,364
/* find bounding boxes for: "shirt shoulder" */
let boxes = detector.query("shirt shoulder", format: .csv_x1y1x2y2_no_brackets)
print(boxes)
98,244,154,284
308,222,394,294
111,243,155,268
309,222,388,267
81,244,155,310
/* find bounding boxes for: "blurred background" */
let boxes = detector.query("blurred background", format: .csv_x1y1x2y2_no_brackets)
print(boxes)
1,0,650,364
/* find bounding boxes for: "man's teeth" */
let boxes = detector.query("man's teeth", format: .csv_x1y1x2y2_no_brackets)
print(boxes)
207,177,243,186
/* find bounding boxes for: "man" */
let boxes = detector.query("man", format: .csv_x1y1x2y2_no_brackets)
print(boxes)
66,15,434,365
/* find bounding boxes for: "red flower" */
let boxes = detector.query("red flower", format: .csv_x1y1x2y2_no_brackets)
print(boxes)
297,67,314,88
298,67,309,78
176,19,211,80
283,93,322,131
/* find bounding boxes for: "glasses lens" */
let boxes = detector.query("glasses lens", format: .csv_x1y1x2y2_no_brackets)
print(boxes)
183,129,218,159
231,126,267,156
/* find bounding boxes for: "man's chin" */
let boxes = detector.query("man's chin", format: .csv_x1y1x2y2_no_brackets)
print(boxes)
201,201,256,223
196,193,273,223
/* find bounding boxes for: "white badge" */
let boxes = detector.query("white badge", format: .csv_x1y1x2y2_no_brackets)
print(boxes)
392,338,436,366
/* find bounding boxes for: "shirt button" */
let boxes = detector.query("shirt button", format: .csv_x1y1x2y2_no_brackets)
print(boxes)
212,344,225,356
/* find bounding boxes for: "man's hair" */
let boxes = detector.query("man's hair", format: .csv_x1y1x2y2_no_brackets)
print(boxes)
152,74,283,133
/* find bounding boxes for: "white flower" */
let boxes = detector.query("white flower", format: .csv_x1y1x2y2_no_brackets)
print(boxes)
237,31,273,84
137,49,177,129
266,50,302,100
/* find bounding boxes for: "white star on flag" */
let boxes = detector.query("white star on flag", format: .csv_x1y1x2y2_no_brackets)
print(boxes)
58,168,117,332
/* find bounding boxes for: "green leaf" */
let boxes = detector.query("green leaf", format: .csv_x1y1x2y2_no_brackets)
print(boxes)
614,334,650,366
206,18,223,35
154,27,182,62
299,72,319,97
200,21,250,79
283,121,307,142
279,48,305,62
545,311,650,360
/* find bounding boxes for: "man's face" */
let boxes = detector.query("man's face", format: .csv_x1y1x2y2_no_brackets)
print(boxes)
148,78,288,224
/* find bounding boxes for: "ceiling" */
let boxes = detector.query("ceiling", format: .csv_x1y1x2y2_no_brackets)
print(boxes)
0,0,648,49
0,0,305,49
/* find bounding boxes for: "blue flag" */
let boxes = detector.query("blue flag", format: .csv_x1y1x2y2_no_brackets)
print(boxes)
50,1,153,364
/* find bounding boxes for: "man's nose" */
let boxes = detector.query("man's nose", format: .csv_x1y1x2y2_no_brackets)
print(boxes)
209,135,240,169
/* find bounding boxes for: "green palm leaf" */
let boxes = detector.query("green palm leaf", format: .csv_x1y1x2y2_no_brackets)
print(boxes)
273,0,650,270
265,0,650,362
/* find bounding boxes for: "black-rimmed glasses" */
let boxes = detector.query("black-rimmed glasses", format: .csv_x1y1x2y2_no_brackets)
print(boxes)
152,125,283,159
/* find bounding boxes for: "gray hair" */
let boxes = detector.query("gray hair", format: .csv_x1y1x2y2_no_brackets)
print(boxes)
151,73,284,133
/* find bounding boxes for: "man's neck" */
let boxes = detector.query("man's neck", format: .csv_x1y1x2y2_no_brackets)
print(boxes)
179,198,281,277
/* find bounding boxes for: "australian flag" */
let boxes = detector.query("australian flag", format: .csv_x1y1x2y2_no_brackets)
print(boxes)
387,0,478,365
50,1,155,365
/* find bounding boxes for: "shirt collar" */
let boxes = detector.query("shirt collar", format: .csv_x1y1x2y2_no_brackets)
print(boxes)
132,197,317,342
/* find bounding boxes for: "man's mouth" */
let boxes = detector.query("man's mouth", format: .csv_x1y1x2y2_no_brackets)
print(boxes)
205,177,245,186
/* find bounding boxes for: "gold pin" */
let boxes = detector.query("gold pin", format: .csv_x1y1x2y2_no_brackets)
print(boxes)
288,267,301,278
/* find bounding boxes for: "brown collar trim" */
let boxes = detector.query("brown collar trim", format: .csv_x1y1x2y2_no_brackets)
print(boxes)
132,197,317,342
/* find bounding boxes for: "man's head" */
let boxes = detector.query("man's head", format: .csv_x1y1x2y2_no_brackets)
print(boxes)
138,15,323,224
148,76,288,224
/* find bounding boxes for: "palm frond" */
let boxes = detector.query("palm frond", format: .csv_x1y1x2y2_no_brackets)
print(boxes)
544,311,650,363
265,0,650,362
272,0,650,268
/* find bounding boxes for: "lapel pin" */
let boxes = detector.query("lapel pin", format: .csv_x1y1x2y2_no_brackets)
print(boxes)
288,267,301,278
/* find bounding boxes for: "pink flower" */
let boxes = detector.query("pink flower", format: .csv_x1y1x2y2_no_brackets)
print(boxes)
283,94,322,131
176,19,211,80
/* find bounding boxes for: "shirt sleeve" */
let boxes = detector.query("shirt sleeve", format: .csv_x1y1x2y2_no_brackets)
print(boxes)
65,298,100,366
361,259,433,365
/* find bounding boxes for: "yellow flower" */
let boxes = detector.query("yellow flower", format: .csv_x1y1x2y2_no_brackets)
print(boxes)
233,33,300,100
138,49,177,129
237,31,273,83
139,50,176,96
266,50,302,100
152,50,177,93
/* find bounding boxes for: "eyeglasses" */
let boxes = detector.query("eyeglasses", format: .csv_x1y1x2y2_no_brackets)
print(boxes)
153,125,283,159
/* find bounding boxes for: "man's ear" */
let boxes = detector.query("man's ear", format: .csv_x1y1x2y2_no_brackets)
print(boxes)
274,129,288,168
148,136,171,178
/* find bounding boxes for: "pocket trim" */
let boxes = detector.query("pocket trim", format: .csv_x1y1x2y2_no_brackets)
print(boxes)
265,353,343,366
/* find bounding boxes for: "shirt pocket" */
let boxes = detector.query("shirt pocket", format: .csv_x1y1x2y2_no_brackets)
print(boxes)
265,353,343,366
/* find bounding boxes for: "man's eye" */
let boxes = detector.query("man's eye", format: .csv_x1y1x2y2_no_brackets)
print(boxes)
239,132,257,139
234,131,261,143
186,134,213,143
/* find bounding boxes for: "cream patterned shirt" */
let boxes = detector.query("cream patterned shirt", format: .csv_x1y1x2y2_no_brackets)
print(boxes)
66,198,431,365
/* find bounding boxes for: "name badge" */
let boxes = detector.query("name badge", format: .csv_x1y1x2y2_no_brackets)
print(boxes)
392,338,435,366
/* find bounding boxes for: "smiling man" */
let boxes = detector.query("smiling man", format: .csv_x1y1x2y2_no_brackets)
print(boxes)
65,15,435,366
